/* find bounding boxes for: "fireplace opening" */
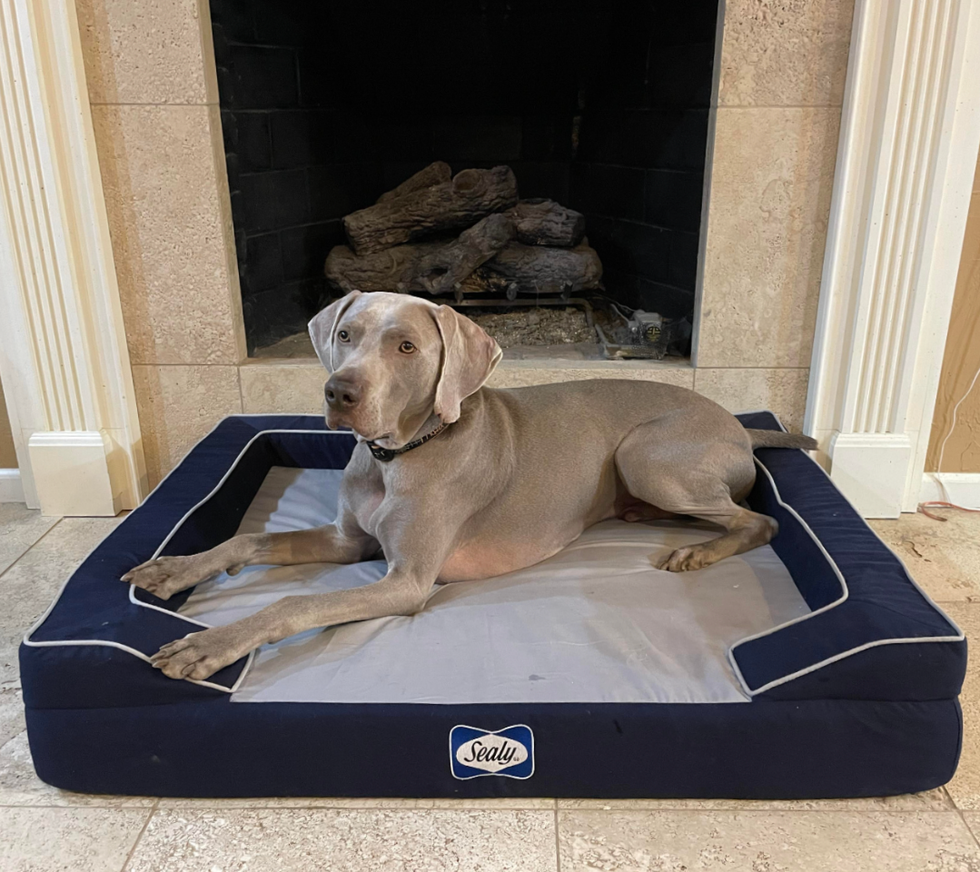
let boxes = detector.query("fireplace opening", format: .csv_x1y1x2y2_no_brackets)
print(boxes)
210,0,719,359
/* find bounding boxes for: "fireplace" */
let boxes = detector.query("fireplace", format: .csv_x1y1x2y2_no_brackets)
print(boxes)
22,0,856,488
210,0,718,357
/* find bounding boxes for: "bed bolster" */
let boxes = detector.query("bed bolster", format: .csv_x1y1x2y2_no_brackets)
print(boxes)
732,412,966,701
747,638,968,701
19,641,243,708
20,416,341,711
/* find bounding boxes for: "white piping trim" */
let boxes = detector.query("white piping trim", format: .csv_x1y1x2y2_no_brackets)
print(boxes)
726,412,964,697
23,419,345,695
785,409,963,639
148,429,343,562
726,455,849,696
21,414,248,644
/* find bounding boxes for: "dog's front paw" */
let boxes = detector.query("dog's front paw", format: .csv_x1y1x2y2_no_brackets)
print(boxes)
654,545,710,573
122,555,218,600
150,627,248,681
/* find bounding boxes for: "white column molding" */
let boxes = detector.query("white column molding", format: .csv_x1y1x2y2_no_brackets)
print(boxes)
0,0,145,514
805,0,980,517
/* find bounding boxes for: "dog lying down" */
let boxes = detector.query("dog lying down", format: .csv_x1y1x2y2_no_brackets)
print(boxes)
123,290,816,682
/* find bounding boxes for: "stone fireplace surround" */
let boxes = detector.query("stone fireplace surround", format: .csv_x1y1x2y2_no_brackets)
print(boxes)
1,0,978,519
85,0,851,476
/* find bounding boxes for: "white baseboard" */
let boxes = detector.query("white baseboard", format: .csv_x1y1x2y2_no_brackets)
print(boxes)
0,469,24,503
828,432,912,518
28,431,120,516
919,472,980,510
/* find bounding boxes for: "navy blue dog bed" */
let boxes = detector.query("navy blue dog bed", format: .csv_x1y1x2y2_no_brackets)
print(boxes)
21,412,965,798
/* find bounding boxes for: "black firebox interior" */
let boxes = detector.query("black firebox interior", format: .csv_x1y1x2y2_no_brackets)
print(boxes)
210,0,719,353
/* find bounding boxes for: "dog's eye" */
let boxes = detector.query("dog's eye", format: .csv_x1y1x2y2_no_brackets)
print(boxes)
399,341,416,354
337,330,350,342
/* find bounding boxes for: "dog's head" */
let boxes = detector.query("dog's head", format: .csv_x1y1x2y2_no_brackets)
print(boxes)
309,291,502,448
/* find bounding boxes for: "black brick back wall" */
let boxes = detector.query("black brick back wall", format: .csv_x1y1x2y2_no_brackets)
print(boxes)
210,0,718,351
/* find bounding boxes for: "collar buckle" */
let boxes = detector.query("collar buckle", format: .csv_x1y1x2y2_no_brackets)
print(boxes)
367,443,397,461
365,422,448,463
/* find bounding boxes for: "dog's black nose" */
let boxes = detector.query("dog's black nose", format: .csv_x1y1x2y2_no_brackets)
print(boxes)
324,375,361,411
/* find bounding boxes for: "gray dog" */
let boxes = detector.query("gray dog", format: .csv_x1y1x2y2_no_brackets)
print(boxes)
124,290,815,681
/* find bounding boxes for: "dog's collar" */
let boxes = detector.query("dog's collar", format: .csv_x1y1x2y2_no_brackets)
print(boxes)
365,422,449,462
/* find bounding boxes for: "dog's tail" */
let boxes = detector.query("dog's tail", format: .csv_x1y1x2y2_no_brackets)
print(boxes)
745,429,817,451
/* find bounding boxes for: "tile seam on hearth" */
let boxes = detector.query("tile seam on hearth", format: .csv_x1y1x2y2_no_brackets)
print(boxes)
715,103,844,110
138,363,812,370
89,101,217,108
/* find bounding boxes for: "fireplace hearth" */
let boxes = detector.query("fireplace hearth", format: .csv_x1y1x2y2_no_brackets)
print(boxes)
210,0,719,355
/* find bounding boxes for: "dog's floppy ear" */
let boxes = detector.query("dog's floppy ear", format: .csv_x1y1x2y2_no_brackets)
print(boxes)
430,304,502,423
308,290,362,371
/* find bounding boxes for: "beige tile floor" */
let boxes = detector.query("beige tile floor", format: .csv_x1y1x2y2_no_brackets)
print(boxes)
1,501,979,871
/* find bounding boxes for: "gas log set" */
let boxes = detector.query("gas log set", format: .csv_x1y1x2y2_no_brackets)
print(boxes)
324,161,602,302
322,161,691,359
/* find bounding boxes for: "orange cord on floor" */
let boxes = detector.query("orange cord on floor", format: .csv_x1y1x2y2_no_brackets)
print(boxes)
920,362,980,521
917,501,980,521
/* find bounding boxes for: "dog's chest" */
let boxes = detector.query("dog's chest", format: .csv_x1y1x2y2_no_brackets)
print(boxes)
351,484,386,536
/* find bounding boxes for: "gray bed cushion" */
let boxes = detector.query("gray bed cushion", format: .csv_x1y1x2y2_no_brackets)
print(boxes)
179,467,809,704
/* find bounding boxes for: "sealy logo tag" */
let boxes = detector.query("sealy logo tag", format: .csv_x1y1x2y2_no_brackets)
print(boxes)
449,724,534,780
457,734,527,772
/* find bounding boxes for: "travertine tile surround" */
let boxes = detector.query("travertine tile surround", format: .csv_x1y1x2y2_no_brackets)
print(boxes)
131,365,242,484
239,362,805,421
77,0,853,485
697,107,840,368
91,104,244,367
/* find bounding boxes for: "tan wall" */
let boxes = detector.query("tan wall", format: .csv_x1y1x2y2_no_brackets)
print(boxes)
926,151,980,473
0,380,17,469
77,0,853,487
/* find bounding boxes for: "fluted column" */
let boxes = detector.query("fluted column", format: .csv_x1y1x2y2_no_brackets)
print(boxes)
0,0,145,514
806,0,980,517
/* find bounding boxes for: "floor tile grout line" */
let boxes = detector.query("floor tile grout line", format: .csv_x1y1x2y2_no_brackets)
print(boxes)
953,804,980,849
149,802,556,810
0,800,964,812
554,805,562,872
0,723,26,756
236,364,245,414
119,799,158,872
945,786,980,848
0,802,962,811
0,802,957,811
553,806,959,814
0,517,63,583
0,803,156,808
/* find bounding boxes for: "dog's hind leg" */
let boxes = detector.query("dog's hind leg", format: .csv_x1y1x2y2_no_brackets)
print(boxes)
615,497,681,523
614,420,777,572
650,496,777,572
